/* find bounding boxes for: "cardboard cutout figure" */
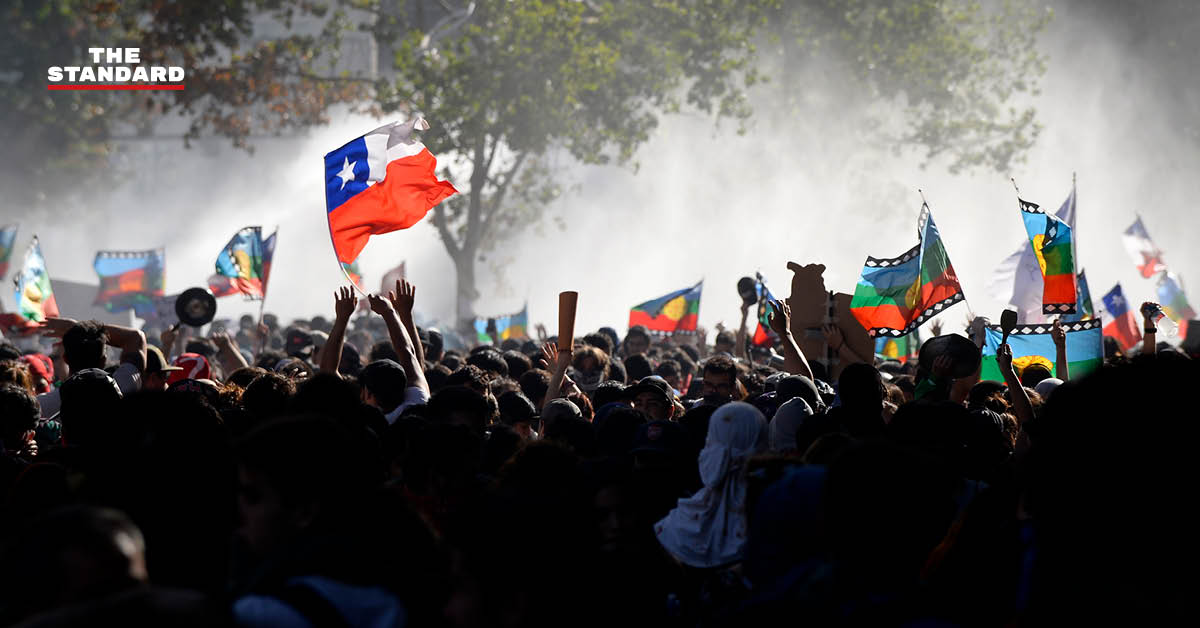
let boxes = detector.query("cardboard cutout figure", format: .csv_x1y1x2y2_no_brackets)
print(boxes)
784,262,873,380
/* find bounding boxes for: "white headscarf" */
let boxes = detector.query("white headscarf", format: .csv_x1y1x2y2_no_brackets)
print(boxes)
654,401,767,568
769,397,813,453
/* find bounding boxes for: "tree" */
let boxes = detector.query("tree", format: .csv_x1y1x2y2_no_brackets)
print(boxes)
372,0,1049,330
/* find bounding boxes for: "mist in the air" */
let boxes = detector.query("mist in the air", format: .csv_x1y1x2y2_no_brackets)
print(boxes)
6,0,1199,338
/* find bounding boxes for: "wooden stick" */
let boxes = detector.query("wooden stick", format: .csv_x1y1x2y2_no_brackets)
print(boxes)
558,291,578,352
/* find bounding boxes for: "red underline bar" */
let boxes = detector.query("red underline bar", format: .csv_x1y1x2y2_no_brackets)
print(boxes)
47,84,185,91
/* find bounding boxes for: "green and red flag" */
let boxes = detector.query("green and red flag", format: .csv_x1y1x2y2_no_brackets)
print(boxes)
1157,271,1195,340
1019,196,1076,314
629,281,702,334
209,226,266,299
850,202,965,337
14,236,58,322
874,334,913,363
94,249,165,316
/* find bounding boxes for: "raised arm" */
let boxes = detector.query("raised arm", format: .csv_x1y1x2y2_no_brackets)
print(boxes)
540,341,576,401
998,343,1034,427
389,279,426,368
735,301,751,361
1140,302,1158,356
951,316,988,404
42,317,147,372
1051,318,1069,381
822,324,868,367
211,331,250,374
320,287,358,375
367,293,429,395
767,299,813,379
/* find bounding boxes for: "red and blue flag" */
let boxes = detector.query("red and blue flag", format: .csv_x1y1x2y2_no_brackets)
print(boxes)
324,119,457,265
1100,284,1141,352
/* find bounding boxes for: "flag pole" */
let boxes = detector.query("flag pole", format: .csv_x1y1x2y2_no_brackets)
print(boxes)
256,224,279,358
325,202,368,297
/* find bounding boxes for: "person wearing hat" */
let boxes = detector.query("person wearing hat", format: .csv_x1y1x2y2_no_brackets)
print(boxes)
142,345,184,392
629,376,677,421
34,318,147,418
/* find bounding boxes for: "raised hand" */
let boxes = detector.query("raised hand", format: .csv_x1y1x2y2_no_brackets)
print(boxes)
1051,318,1066,348
38,317,79,339
997,343,1014,375
821,324,844,351
367,293,393,316
334,286,358,321
389,279,416,318
540,341,559,370
930,319,944,337
767,298,791,336
160,324,180,351
211,331,238,352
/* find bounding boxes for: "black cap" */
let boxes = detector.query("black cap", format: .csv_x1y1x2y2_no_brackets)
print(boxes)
628,375,674,405
286,328,314,358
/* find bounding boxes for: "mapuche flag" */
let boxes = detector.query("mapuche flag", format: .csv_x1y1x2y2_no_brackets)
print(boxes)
13,236,58,322
1100,284,1141,352
210,226,267,299
94,249,165,316
324,118,457,266
990,180,1075,323
981,318,1102,382
1122,216,1167,279
875,334,913,363
629,281,702,334
1062,269,1095,323
1018,197,1076,314
475,305,529,344
1157,271,1195,340
751,277,777,347
850,202,965,337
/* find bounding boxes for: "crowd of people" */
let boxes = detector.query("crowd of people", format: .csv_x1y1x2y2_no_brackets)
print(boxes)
0,277,1195,626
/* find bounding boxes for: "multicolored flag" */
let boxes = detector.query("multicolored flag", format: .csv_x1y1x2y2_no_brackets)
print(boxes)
0,225,17,279
874,334,913,363
628,281,703,334
850,202,965,337
261,229,278,296
751,277,777,347
342,261,363,288
981,318,1102,382
1062,270,1094,323
990,181,1075,323
1156,271,1195,340
1018,196,1076,314
475,305,529,344
13,236,58,322
1122,217,1167,279
1099,284,1141,352
93,249,165,316
324,118,457,266
209,226,266,299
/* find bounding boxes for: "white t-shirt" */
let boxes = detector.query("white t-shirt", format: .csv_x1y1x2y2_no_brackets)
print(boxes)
384,386,431,424
37,362,142,418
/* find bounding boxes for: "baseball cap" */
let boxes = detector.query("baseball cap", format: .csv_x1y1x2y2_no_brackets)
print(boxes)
167,353,211,385
146,345,183,375
627,375,674,406
285,328,314,359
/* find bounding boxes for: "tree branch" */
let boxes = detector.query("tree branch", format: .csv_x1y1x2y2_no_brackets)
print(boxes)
431,205,462,261
481,151,528,234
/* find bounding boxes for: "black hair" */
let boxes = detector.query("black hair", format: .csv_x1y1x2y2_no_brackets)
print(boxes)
241,372,295,423
357,360,409,413
467,349,509,378
62,320,107,371
582,332,614,356
591,380,627,408
502,350,532,379
519,368,551,406
624,354,653,381
606,358,627,384
369,340,401,363
446,364,490,394
428,385,491,434
702,354,738,379
0,384,39,445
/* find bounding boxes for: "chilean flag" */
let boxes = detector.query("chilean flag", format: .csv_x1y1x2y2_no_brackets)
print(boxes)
324,119,457,264
1100,284,1141,352
1121,217,1167,279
